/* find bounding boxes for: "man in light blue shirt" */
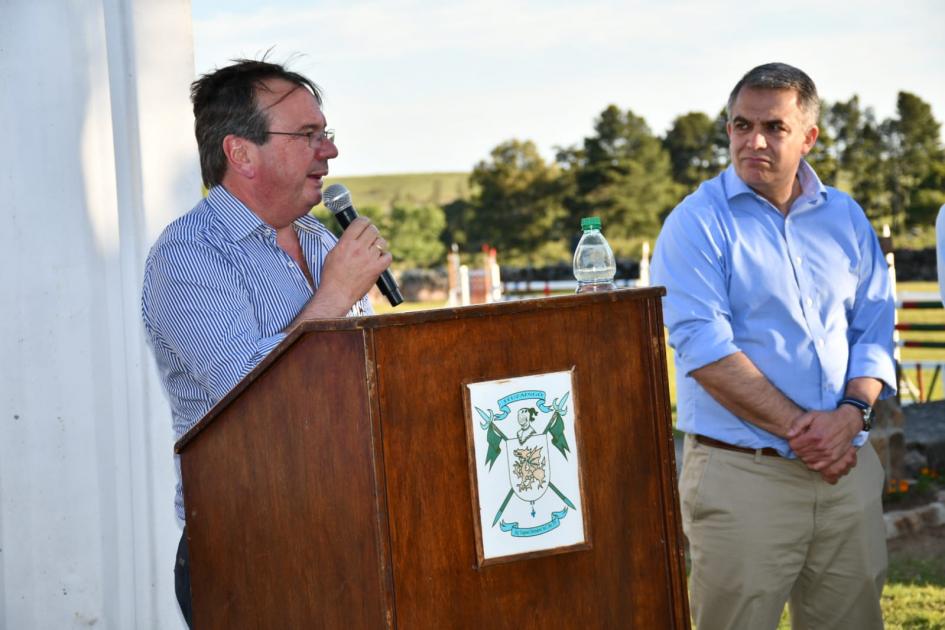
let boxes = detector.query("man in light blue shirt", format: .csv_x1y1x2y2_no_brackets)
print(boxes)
142,60,392,628
652,63,894,630
937,204,945,303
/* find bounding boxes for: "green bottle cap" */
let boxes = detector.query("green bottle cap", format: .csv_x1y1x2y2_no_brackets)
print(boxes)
581,216,602,231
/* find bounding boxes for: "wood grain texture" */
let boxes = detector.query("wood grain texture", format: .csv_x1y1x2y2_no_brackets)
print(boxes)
181,331,389,629
177,289,689,629
374,291,686,629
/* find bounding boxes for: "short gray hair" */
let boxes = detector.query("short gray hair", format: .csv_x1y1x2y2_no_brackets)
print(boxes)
726,62,820,127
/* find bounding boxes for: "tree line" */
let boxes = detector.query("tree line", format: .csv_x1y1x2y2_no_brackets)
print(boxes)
314,91,944,268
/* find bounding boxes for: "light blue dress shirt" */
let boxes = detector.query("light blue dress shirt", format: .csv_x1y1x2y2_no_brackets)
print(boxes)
651,162,896,457
142,186,371,520
936,204,945,304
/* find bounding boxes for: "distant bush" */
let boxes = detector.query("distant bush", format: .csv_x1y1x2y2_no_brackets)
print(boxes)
398,268,449,302
311,202,447,269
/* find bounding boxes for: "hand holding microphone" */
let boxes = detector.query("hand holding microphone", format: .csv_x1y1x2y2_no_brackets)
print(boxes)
323,184,404,307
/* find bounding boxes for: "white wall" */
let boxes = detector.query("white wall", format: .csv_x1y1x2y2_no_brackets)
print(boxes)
0,0,199,627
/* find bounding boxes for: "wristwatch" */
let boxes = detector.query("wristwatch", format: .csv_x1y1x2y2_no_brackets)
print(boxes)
838,397,873,432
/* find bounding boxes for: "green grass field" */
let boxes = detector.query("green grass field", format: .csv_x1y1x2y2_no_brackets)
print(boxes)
775,582,945,629
323,172,472,210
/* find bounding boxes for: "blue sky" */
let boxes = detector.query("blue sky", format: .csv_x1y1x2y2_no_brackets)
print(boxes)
192,0,945,176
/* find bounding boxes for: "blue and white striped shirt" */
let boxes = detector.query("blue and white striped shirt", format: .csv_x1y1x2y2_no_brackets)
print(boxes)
142,186,371,521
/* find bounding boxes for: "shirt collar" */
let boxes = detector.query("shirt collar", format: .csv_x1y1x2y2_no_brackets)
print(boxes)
722,160,828,205
207,186,270,241
207,185,333,240
795,159,828,203
294,212,331,236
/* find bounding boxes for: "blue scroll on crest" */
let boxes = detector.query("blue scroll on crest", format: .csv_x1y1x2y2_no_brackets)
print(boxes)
475,389,555,429
499,508,569,537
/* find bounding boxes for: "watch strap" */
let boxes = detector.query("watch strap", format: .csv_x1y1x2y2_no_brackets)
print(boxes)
838,396,870,412
838,396,872,432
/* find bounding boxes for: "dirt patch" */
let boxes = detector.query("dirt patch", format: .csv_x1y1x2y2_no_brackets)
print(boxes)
884,488,943,512
888,524,945,558
887,524,945,586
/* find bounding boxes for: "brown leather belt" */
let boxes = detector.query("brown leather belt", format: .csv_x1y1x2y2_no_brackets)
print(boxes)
695,434,782,458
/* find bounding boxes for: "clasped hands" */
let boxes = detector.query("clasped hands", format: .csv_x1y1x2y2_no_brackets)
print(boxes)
786,406,863,484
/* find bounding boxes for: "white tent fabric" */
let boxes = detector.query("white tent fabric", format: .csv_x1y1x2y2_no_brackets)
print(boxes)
1,1,199,627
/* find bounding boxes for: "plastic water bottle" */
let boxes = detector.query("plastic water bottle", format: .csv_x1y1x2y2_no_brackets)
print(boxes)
573,216,616,293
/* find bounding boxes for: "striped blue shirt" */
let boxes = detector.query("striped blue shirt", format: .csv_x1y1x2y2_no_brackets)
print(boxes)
651,161,896,457
142,186,371,520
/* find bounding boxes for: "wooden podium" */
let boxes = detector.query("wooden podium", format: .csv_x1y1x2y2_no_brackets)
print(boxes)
176,288,690,629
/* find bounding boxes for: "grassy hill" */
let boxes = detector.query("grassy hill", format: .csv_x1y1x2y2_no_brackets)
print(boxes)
323,172,472,210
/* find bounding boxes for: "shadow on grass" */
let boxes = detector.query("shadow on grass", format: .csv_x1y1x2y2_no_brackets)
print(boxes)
886,523,945,588
888,556,945,588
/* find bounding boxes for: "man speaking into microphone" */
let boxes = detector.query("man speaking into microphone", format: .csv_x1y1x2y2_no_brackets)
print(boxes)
140,58,394,628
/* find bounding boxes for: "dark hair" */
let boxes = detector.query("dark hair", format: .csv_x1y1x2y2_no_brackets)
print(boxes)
727,62,820,127
190,59,322,188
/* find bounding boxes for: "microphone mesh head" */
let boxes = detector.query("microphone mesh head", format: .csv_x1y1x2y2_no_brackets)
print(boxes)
323,184,351,214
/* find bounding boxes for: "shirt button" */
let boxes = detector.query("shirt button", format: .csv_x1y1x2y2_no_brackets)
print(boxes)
795,257,802,266
817,338,825,348
805,297,813,307
287,261,294,268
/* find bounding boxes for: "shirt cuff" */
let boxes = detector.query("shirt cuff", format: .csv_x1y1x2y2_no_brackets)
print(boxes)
847,342,898,398
852,431,869,449
673,320,741,376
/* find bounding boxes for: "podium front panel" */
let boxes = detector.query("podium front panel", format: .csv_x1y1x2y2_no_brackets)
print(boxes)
372,291,687,628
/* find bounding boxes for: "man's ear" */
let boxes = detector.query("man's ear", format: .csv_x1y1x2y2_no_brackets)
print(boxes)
801,124,819,157
222,135,257,178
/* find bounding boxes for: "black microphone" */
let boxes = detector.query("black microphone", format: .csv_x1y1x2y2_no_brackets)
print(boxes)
323,183,404,307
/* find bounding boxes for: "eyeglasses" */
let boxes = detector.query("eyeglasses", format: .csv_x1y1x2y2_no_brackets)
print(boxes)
265,128,335,149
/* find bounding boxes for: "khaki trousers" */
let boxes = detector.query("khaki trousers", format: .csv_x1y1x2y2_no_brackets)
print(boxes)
679,434,887,630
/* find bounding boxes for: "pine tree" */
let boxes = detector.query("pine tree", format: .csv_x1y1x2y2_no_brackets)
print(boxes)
560,105,683,257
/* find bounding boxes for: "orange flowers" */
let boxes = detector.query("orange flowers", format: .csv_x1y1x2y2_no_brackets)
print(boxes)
886,467,942,498
886,478,911,495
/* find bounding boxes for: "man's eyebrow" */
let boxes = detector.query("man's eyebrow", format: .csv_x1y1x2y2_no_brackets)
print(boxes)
731,115,787,127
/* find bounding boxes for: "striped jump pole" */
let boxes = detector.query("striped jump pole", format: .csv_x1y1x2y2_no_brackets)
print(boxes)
896,300,945,309
894,300,945,402
898,340,945,349
895,323,945,332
